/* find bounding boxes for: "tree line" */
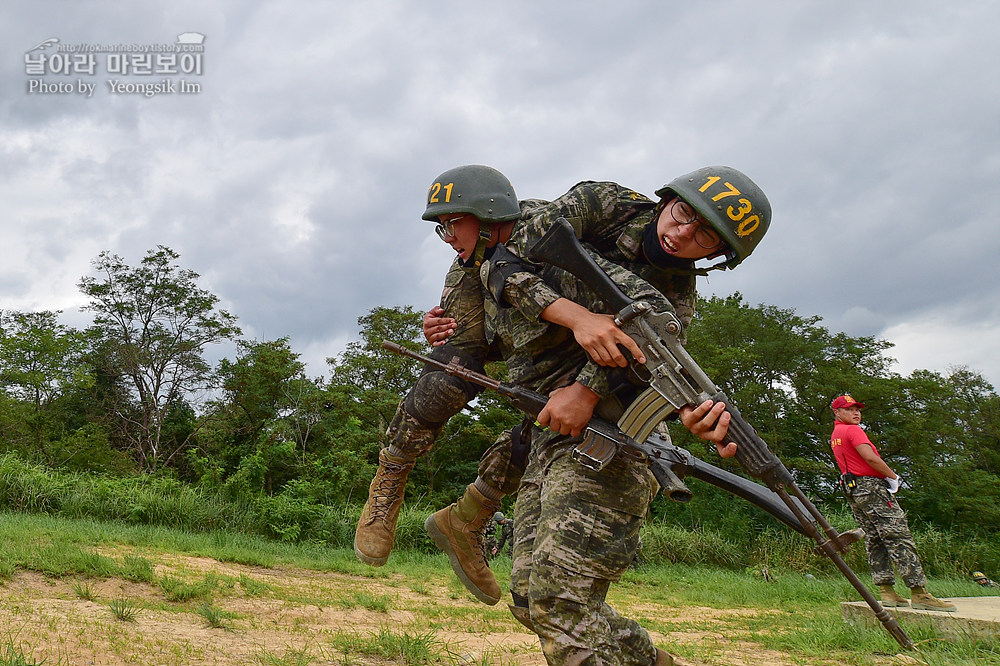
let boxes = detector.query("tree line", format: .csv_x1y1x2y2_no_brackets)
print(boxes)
1,246,997,541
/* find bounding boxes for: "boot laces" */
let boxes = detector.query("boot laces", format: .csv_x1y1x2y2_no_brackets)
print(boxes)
467,511,497,566
369,459,410,521
472,523,490,565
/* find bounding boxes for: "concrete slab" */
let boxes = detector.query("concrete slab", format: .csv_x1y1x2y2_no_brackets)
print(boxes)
842,596,1000,640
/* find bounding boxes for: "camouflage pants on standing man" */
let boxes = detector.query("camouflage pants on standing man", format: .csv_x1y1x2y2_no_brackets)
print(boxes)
844,476,925,588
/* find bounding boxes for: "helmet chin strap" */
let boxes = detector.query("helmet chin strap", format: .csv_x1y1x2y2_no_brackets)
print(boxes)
695,245,737,272
470,222,494,268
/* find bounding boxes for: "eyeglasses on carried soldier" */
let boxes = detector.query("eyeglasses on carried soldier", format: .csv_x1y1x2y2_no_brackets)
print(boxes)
434,214,468,240
668,199,723,249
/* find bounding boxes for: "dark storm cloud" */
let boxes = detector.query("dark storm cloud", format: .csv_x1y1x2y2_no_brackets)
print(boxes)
1,0,998,386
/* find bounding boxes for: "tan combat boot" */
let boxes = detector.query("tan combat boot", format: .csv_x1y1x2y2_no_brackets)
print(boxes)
425,484,501,605
654,647,676,665
879,584,910,607
354,448,415,566
910,587,957,612
508,604,535,632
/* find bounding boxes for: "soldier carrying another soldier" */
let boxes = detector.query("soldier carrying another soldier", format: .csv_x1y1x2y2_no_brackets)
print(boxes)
359,163,771,665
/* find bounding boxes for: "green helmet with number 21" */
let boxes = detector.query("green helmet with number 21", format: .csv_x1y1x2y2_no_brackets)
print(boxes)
656,165,771,270
422,165,520,223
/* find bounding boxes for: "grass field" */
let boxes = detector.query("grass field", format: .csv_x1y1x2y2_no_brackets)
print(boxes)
0,511,997,666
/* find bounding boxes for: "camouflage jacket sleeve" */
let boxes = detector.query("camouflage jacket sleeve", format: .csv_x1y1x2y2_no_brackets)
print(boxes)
485,182,695,399
571,250,678,395
506,242,678,399
500,182,656,321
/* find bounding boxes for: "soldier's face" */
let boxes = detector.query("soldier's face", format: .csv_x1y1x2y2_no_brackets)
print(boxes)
654,197,724,260
437,213,482,261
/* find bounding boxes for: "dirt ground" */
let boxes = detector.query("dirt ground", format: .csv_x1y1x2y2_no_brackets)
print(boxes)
0,553,908,666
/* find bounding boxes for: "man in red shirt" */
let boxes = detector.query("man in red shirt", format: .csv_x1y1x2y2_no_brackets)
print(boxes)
830,395,955,611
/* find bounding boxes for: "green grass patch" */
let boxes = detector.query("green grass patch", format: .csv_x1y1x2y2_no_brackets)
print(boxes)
70,579,97,601
249,645,318,666
159,573,219,602
1,509,998,665
195,602,238,629
336,590,392,613
328,626,456,663
237,573,273,597
107,597,141,622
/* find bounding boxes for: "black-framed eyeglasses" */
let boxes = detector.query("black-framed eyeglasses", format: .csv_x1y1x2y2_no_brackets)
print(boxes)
435,214,467,240
668,199,723,249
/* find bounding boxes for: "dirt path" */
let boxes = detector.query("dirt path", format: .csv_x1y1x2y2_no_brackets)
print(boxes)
0,553,897,666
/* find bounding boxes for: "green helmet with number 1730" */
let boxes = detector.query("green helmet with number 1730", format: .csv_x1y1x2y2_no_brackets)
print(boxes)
422,165,520,223
655,166,771,270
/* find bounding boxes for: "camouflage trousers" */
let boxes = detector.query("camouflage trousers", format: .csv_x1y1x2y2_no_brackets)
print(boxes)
386,259,527,496
477,427,530,496
510,436,659,666
388,409,525,496
845,476,926,588
388,260,489,449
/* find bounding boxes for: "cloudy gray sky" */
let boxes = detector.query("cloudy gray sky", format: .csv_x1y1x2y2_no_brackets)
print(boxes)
4,1,999,389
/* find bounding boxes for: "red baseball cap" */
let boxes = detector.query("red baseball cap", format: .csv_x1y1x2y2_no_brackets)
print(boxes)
831,395,865,410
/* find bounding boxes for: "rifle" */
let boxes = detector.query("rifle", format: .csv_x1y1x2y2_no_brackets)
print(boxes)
527,217,914,650
381,340,819,537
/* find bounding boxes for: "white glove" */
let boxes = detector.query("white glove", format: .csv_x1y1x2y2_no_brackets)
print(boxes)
886,477,902,494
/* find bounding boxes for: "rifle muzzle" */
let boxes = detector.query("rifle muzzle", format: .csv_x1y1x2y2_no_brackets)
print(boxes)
651,463,693,503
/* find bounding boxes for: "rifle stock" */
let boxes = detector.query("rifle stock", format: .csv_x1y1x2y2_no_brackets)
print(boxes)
527,217,914,650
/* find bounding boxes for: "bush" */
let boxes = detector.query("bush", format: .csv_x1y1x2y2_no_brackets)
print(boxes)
913,525,1000,577
0,454,258,536
2,451,997,578
640,523,741,568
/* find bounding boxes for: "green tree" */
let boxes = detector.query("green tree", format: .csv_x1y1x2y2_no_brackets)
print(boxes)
198,338,325,495
78,246,241,472
323,306,520,504
875,367,1000,535
678,294,898,493
671,293,1000,539
323,306,426,502
0,310,93,462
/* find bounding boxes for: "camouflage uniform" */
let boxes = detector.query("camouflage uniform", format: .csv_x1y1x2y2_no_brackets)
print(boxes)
484,518,514,559
844,476,926,588
482,182,699,665
384,255,499,462
483,521,499,557
513,443,659,665
501,183,697,344
393,180,697,491
358,252,511,571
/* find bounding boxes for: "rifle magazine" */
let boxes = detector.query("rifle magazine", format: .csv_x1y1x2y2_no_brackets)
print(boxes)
618,387,678,441
572,431,618,471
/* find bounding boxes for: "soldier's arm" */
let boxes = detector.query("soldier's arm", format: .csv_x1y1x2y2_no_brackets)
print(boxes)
539,298,645,367
499,182,644,316
856,443,897,479
535,254,678,429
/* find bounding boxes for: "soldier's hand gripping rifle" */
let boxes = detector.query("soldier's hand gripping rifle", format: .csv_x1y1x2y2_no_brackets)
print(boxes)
528,217,914,650
380,340,816,537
